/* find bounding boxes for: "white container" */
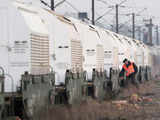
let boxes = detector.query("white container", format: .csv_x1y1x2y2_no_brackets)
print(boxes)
71,19,104,80
40,13,83,84
0,0,49,92
13,2,83,85
97,29,119,77
122,36,137,63
134,40,144,66
108,32,129,69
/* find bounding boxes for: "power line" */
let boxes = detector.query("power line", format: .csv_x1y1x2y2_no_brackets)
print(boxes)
96,0,111,6
115,0,128,33
119,8,147,29
65,1,80,12
40,0,50,8
95,12,111,25
95,8,114,22
95,0,127,33
40,0,66,10
95,0,127,22
55,0,66,8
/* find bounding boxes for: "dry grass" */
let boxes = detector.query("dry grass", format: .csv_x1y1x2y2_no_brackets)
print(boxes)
35,80,160,120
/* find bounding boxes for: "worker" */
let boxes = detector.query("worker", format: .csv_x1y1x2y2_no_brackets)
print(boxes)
119,58,138,87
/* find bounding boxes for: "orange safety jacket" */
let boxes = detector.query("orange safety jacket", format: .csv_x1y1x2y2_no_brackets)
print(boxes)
122,62,135,76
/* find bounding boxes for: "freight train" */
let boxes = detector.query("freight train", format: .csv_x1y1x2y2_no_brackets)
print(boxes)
0,0,160,120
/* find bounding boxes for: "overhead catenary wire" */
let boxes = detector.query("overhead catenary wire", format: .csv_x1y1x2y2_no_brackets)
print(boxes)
119,8,147,29
40,0,66,9
95,0,127,22
96,0,110,6
95,12,112,25
40,0,50,8
95,8,114,22
57,0,110,26
65,1,80,12
55,0,66,8
39,0,154,37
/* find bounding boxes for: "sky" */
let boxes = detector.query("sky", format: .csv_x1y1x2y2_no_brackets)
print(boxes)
35,0,160,25
18,0,160,43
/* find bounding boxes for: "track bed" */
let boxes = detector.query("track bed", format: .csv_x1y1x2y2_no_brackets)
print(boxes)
35,78,160,120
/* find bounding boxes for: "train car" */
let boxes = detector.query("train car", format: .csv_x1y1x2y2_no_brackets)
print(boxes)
39,10,83,85
155,46,160,76
106,31,129,69
1,1,160,120
0,0,50,92
141,43,150,66
123,36,139,63
70,18,104,80
95,28,119,77
0,67,5,119
115,34,132,61
150,46,160,77
1,0,155,92
133,39,145,67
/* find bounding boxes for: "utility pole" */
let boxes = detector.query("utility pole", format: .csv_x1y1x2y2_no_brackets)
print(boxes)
92,0,95,25
145,18,153,45
132,13,135,39
149,18,153,45
156,25,159,45
51,0,54,11
116,4,119,33
138,26,141,41
143,28,148,44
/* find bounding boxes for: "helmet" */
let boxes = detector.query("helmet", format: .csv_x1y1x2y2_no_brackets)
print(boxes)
123,58,128,63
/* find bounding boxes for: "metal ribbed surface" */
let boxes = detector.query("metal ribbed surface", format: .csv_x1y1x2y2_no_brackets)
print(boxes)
30,33,49,74
96,45,104,71
71,40,83,72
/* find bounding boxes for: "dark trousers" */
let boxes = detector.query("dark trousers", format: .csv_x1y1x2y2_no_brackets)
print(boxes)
125,73,139,88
